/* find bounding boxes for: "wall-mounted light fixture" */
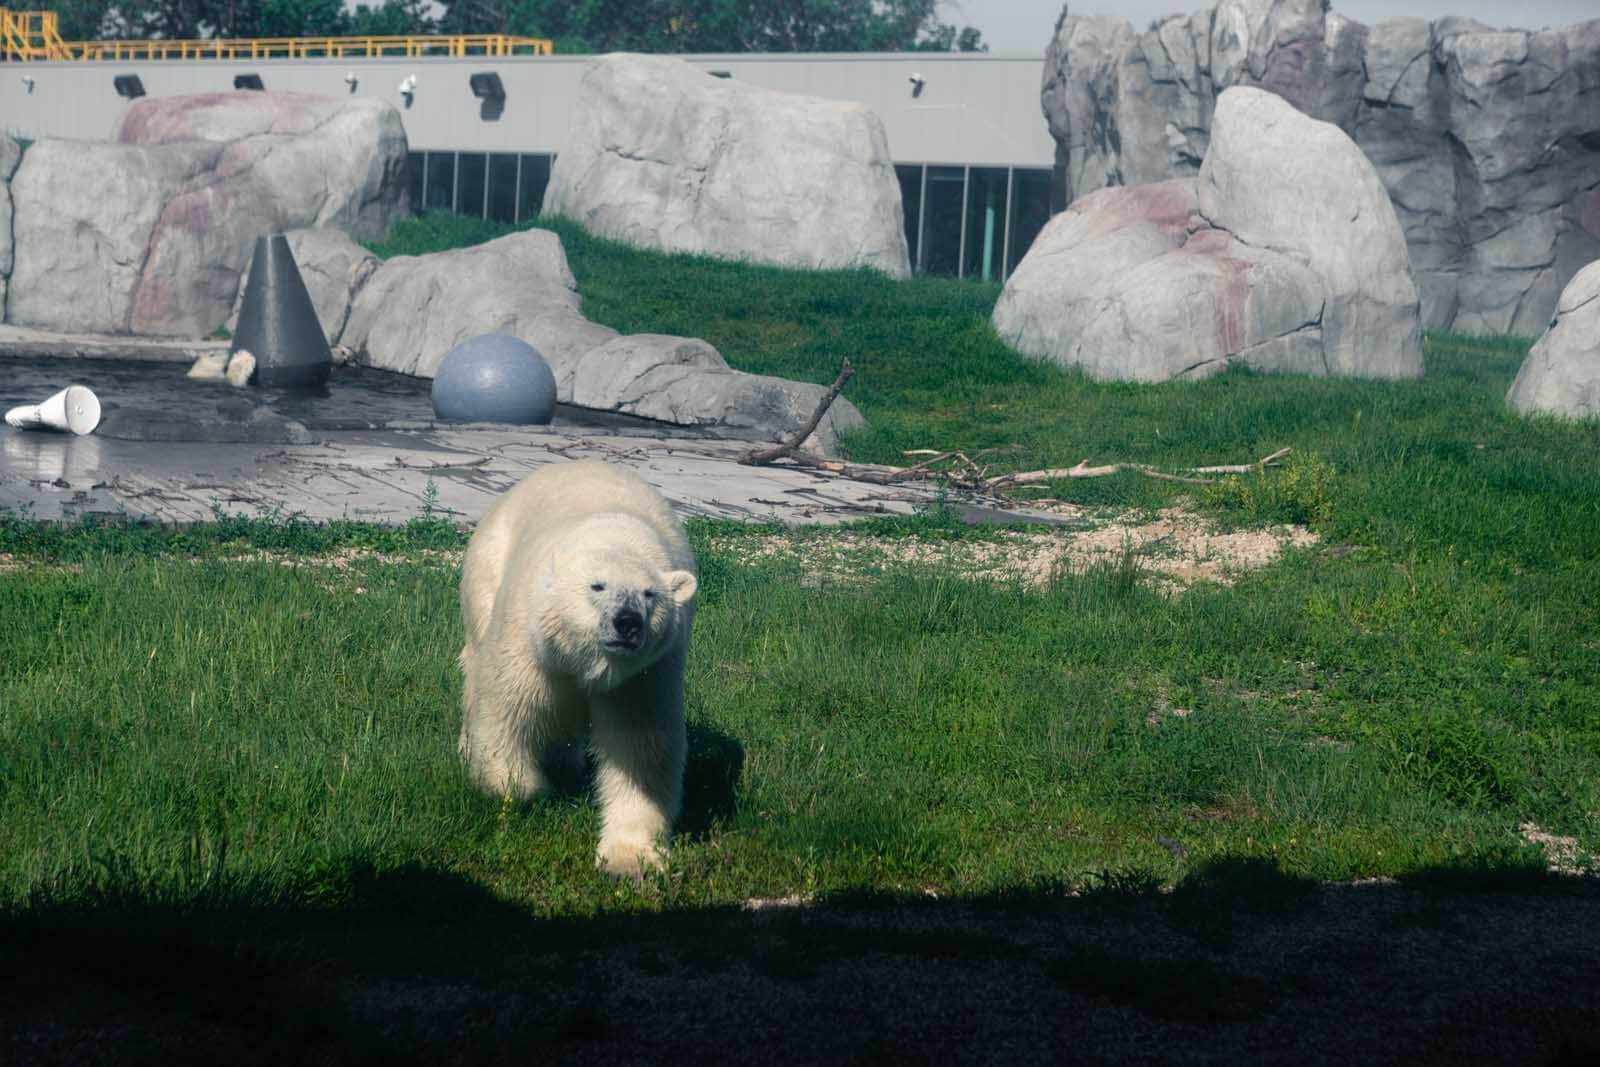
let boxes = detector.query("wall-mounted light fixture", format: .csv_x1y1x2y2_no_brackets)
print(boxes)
908,72,925,98
20,74,35,93
113,74,145,98
398,74,417,100
708,70,732,79
469,71,504,120
233,73,265,91
468,71,504,101
343,71,358,92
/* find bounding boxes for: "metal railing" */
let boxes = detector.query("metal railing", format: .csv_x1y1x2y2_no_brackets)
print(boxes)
2,8,552,62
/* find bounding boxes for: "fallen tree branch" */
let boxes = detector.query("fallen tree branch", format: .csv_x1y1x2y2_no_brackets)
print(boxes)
1188,446,1293,474
988,448,1292,489
738,357,854,467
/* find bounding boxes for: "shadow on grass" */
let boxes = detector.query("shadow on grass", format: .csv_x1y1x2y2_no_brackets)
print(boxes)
4,856,1598,1065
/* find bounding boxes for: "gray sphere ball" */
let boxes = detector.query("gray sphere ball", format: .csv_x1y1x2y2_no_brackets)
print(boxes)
431,334,557,425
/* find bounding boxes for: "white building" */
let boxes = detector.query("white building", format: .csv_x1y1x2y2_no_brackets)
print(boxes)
0,50,1057,280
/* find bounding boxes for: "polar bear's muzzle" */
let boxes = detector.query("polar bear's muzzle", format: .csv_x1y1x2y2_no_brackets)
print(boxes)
601,598,647,652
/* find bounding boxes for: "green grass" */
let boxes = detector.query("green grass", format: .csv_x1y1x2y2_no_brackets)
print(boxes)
4,211,1598,926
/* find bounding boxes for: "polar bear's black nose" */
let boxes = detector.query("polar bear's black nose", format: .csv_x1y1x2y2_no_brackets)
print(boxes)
612,607,644,644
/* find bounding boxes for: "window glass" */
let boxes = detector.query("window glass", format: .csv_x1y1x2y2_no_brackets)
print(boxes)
518,154,552,221
424,151,455,212
406,151,425,215
921,166,965,276
962,167,1010,282
1006,168,1054,277
488,153,519,223
895,164,922,271
457,152,487,218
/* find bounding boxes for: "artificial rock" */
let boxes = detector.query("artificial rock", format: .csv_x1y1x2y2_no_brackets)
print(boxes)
1040,0,1600,334
545,53,911,278
993,88,1422,383
6,92,407,337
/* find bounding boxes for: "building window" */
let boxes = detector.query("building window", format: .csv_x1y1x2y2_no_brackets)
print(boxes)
1006,168,1053,278
895,164,922,270
488,153,519,223
457,152,487,218
921,166,965,277
962,167,1010,282
518,154,552,222
406,151,425,214
424,151,456,212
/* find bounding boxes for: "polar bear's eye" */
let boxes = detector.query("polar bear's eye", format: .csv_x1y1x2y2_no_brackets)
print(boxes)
590,581,606,592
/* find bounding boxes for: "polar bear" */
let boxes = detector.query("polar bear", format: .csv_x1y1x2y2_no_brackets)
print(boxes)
457,460,697,881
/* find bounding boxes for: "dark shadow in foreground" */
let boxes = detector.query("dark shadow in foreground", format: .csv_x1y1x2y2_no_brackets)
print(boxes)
3,856,1598,1066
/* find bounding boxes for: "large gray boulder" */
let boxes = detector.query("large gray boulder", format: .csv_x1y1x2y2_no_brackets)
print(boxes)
545,53,911,278
993,88,1422,383
340,230,863,452
340,229,619,383
0,133,21,318
567,334,865,453
1507,261,1600,420
228,228,380,344
8,140,221,335
1198,87,1421,377
1041,2,1600,335
6,92,408,337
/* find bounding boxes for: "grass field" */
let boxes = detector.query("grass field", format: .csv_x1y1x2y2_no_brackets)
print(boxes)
3,212,1599,1057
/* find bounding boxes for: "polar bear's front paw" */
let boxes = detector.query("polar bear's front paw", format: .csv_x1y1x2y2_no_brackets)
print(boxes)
596,839,667,885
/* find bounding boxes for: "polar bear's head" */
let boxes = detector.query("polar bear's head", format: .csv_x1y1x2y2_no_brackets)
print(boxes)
539,542,697,687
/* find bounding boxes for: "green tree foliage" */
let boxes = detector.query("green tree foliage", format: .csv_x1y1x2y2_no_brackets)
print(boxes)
18,0,423,40
345,0,435,37
18,0,984,49
436,0,986,53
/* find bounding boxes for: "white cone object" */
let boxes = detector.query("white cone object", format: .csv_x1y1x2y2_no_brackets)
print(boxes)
4,385,102,435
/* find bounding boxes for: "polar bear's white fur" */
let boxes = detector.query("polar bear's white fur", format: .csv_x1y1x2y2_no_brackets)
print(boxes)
458,460,697,881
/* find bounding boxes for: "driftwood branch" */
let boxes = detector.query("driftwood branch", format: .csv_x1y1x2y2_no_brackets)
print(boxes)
987,447,1293,489
738,357,854,467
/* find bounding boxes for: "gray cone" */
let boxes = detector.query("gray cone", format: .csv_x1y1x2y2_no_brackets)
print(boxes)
232,235,333,389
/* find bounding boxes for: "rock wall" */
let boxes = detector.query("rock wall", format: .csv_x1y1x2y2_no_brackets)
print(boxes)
1042,0,1600,335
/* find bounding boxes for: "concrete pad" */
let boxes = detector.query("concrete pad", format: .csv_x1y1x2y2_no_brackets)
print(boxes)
1,341,1058,529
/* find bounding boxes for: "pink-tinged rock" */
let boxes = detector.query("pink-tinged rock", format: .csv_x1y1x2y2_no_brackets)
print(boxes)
7,92,407,337
994,89,1420,383
1507,260,1600,420
1198,87,1422,379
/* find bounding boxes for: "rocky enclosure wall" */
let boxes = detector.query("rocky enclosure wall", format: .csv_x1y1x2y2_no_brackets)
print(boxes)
1043,0,1600,335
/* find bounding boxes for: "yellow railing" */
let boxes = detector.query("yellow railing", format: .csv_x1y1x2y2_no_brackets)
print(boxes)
1,9,552,62
2,7,70,60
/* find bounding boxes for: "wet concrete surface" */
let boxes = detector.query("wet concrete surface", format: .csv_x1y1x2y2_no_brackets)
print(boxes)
2,347,1062,528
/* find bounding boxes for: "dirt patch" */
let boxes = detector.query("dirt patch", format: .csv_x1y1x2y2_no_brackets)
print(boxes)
1520,822,1598,876
706,507,1317,593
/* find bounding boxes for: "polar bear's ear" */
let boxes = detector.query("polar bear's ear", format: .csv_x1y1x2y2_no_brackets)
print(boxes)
664,569,697,606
